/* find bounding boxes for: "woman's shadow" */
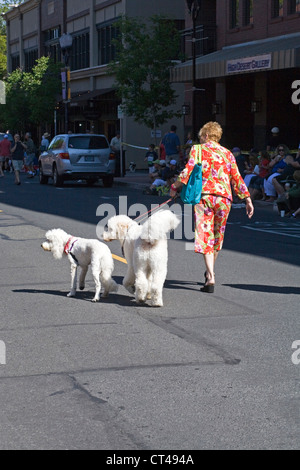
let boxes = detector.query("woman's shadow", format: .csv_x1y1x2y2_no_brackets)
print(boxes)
223,284,300,294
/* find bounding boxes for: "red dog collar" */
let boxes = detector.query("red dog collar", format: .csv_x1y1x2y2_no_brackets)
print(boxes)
64,236,77,255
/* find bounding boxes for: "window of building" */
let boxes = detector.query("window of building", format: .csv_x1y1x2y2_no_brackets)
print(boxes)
71,31,90,70
44,27,61,64
44,27,61,43
288,0,300,14
243,0,253,25
97,21,119,66
24,48,38,72
272,0,284,17
11,54,20,71
230,0,240,28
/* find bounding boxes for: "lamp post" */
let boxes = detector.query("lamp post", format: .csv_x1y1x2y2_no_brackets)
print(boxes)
59,33,73,133
186,0,201,141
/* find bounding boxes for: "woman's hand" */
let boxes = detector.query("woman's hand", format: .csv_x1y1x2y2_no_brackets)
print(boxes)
245,197,254,219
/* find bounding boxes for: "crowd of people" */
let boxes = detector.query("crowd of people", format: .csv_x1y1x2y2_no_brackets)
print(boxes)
0,131,50,185
141,124,300,218
232,127,300,217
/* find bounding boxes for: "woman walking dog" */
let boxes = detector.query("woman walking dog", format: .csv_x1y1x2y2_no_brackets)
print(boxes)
170,122,254,293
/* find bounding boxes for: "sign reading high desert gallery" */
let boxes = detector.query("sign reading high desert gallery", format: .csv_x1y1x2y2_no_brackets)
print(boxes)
226,54,272,74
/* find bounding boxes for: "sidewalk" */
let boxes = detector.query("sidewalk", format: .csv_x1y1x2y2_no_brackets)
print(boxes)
114,172,279,212
114,170,150,189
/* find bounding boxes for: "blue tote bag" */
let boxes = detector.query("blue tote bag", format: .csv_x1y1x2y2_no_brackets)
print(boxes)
180,145,202,205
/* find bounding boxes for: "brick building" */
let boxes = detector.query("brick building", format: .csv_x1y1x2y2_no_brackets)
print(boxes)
4,0,185,169
173,0,300,150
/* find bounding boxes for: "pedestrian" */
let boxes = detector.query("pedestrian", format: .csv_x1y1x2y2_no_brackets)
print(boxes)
144,144,158,174
162,125,181,166
40,133,50,152
0,135,11,177
170,121,254,293
11,134,27,185
24,132,36,178
110,131,121,154
110,131,123,176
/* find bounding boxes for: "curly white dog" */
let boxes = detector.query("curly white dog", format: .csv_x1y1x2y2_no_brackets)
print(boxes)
41,228,118,302
103,210,179,307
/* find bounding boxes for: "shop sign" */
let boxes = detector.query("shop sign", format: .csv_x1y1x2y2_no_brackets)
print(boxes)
226,54,272,74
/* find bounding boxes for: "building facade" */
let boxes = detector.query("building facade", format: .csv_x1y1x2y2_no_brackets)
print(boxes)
173,0,300,151
5,0,185,168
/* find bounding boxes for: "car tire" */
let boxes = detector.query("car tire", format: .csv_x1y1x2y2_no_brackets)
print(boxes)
53,165,64,187
39,166,48,185
102,175,114,188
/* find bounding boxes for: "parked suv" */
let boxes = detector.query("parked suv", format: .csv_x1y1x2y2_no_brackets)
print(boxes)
39,134,115,187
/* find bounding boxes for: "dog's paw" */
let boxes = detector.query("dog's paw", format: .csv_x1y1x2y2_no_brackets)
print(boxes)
124,285,135,294
67,291,76,297
79,284,85,291
91,297,100,302
151,299,163,307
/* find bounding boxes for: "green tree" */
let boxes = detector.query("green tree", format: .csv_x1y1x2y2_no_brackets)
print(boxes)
109,16,182,140
0,1,25,78
0,56,61,132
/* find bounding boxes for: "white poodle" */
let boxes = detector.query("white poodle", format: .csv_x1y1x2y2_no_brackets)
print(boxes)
41,228,118,302
103,210,179,307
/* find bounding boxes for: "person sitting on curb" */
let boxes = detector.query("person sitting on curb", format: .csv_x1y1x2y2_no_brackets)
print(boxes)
149,159,162,183
276,170,300,217
144,160,178,195
273,149,300,199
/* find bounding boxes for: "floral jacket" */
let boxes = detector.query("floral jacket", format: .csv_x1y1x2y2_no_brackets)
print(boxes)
178,141,250,202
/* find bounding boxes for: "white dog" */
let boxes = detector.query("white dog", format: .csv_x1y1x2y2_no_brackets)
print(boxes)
41,228,118,302
103,210,179,307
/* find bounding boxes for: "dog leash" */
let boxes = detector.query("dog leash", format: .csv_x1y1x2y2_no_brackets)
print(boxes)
134,196,176,224
121,196,178,257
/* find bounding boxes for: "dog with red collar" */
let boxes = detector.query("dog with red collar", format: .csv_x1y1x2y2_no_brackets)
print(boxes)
42,228,117,301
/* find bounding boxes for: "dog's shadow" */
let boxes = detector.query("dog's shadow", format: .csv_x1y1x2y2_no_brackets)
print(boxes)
12,278,201,308
12,287,138,306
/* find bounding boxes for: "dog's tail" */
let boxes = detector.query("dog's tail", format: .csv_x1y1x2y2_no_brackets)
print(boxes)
140,210,180,245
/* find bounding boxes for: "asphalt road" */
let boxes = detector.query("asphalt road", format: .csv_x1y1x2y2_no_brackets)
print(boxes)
0,172,299,451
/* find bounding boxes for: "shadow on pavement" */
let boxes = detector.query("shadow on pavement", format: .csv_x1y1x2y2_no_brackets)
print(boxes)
223,284,300,294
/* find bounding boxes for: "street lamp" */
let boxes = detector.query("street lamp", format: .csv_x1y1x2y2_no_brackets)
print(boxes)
59,33,73,133
186,0,201,140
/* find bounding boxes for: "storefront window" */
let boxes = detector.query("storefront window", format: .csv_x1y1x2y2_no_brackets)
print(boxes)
288,0,300,14
230,0,240,28
272,0,284,17
243,0,253,25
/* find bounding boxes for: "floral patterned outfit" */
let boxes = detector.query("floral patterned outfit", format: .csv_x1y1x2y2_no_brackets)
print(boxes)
178,141,250,254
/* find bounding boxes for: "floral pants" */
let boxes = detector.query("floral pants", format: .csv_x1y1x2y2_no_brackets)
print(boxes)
194,195,232,254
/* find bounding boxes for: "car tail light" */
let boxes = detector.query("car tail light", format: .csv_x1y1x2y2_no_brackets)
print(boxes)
58,152,70,160
109,152,116,160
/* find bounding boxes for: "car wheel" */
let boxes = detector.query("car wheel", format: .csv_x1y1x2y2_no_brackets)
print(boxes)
53,165,64,187
39,165,48,185
102,176,114,188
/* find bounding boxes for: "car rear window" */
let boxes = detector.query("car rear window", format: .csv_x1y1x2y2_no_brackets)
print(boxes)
68,136,108,150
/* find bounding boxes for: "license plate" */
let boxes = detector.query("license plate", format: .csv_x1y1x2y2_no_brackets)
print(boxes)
84,156,94,162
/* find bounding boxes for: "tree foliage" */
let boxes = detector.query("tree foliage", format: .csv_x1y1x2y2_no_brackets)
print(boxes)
109,15,182,133
0,1,25,78
0,56,62,133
